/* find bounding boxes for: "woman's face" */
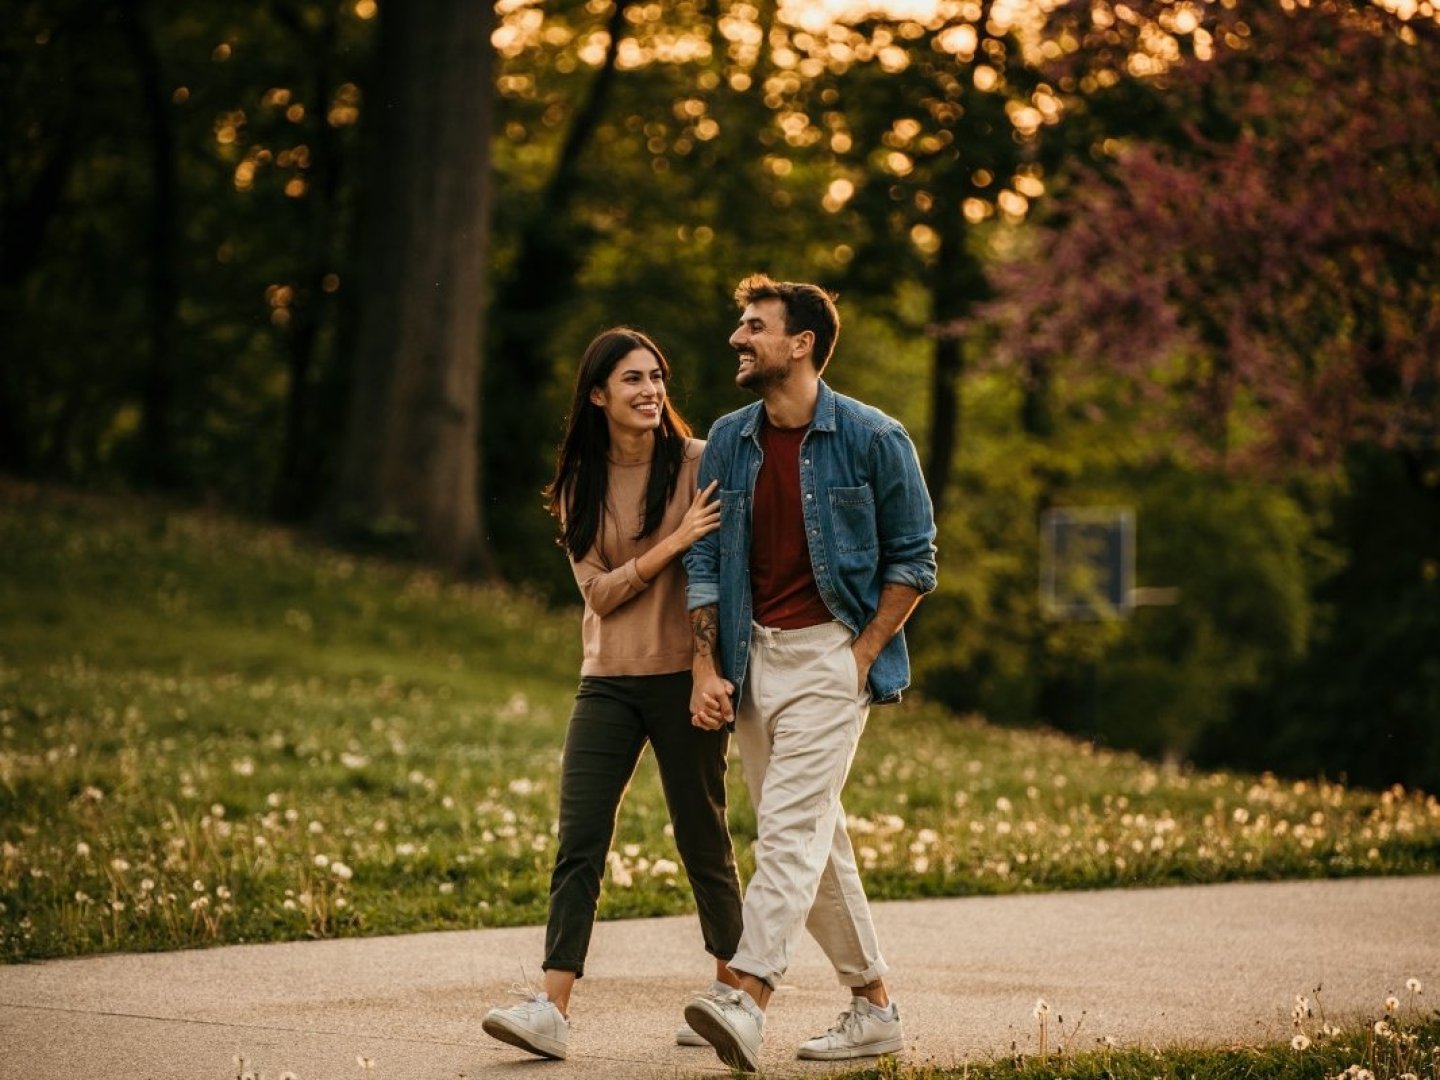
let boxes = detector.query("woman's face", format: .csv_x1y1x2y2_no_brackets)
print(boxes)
589,347,667,437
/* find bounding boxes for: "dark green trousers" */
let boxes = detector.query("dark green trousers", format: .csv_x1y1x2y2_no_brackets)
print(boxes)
543,672,743,976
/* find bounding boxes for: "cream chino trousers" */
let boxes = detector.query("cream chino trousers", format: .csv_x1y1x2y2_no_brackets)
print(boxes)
727,620,889,990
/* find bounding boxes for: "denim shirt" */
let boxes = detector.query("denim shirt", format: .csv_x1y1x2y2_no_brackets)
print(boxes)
684,380,938,705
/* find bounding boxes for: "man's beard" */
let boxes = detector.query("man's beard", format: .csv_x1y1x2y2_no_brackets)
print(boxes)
737,357,788,394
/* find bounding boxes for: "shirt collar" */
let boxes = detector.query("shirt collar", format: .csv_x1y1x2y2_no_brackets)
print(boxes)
739,379,836,437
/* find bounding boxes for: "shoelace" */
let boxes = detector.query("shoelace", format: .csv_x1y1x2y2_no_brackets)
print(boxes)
820,1003,867,1040
504,980,551,1013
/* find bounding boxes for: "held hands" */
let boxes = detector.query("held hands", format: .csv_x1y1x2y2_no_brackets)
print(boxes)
690,670,735,730
671,481,721,553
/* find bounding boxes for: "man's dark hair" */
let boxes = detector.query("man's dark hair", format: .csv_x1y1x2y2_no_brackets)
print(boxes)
734,273,841,373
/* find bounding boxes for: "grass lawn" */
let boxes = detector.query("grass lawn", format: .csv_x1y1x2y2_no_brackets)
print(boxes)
2,479,1438,964
837,1003,1440,1080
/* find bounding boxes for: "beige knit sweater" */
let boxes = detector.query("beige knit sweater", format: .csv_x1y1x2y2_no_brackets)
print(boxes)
569,438,703,677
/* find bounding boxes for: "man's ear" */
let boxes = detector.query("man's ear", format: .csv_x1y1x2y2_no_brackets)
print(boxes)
791,329,815,361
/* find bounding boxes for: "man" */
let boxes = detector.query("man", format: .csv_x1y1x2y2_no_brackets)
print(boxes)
681,274,938,1072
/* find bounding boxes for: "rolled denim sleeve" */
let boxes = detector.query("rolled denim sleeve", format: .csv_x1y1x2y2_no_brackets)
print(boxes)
684,439,723,610
871,425,938,595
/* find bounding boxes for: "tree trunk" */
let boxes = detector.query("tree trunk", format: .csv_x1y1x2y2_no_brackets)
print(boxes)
117,1,181,488
330,0,495,574
925,204,986,514
270,3,344,521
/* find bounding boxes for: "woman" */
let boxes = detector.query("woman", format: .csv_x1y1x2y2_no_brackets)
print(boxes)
482,328,743,1060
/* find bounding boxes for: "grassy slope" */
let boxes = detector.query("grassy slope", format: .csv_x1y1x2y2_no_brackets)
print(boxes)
1,480,1437,963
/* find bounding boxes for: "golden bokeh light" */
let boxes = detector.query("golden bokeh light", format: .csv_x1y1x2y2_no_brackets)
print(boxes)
822,177,856,212
910,223,941,255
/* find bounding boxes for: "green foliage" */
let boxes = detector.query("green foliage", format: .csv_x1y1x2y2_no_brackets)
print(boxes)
1205,449,1440,792
2,484,1437,963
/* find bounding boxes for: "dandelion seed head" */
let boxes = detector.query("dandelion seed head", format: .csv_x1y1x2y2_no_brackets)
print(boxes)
1385,995,1400,1012
75,841,90,857
332,861,353,880
314,853,330,868
1033,998,1050,1018
1405,977,1422,993
1292,1035,1311,1050
1374,1020,1392,1037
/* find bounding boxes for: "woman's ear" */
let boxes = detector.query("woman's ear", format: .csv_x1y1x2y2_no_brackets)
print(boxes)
589,386,606,406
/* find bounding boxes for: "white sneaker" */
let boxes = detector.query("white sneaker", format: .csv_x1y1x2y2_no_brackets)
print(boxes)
676,1022,707,1046
683,986,765,1072
796,996,904,1060
481,990,569,1060
678,981,734,1046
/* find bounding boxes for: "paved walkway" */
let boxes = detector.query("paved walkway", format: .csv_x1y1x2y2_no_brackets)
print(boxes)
2,876,1437,1080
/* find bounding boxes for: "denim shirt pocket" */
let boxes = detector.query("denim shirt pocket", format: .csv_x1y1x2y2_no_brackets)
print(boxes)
829,484,877,553
718,490,749,556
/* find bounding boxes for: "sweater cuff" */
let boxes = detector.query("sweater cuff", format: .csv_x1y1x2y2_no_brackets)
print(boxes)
623,558,650,592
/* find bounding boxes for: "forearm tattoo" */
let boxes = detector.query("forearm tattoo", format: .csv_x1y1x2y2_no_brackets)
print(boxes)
691,604,719,657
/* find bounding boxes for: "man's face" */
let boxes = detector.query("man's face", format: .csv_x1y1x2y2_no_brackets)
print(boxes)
729,298,796,393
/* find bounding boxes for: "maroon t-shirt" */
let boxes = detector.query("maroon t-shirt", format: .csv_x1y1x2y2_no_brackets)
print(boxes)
751,419,833,629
